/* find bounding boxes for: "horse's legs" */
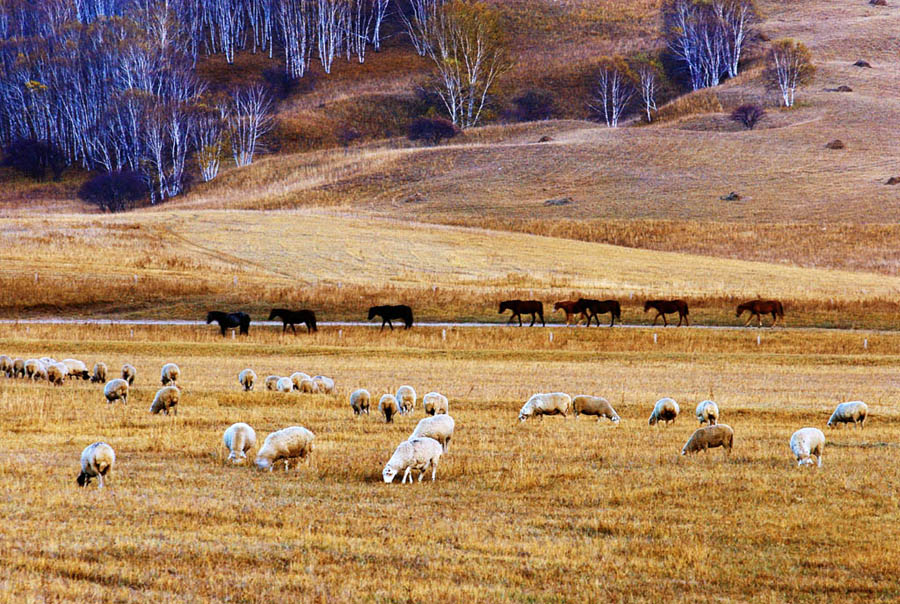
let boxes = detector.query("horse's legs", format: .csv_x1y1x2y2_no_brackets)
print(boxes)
683,313,689,327
539,311,545,327
220,325,226,337
743,315,753,327
517,313,523,327
757,313,763,328
770,312,778,327
388,319,394,331
507,314,515,326
529,313,535,327
291,324,297,335
661,313,668,327
609,314,615,328
380,319,386,332
651,313,658,326
676,312,683,327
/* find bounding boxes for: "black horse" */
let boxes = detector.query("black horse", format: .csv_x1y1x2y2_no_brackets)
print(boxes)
268,308,317,334
578,298,621,327
368,305,413,331
499,300,545,327
206,311,251,336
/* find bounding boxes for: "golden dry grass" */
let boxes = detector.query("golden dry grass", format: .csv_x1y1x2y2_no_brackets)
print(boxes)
2,324,900,601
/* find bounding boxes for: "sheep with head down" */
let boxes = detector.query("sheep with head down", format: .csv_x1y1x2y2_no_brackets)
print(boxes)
827,401,868,429
791,428,825,467
681,424,733,458
276,377,293,393
12,358,25,379
239,369,257,391
149,386,180,415
223,422,257,464
518,392,571,422
32,364,48,381
76,442,116,489
410,414,455,452
313,375,335,394
61,358,90,380
160,363,180,386
0,355,12,377
648,397,679,427
422,392,449,416
265,375,280,391
299,378,319,394
104,378,129,405
396,385,416,414
695,400,719,425
382,437,443,484
24,359,44,380
46,362,67,386
91,362,108,383
121,364,137,386
255,426,315,471
350,389,371,415
572,395,619,425
290,372,311,391
379,394,399,423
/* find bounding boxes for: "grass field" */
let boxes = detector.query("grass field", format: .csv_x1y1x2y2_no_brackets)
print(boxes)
2,324,900,602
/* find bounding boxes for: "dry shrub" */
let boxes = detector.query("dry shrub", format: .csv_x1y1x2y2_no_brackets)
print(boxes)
654,89,723,124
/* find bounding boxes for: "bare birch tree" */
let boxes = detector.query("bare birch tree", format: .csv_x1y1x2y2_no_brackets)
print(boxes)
590,56,636,128
227,85,274,166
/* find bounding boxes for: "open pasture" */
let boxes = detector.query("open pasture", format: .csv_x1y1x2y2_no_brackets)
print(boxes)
1,324,900,602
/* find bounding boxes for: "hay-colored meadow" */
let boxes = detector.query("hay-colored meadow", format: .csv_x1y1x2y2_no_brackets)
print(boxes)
1,324,900,602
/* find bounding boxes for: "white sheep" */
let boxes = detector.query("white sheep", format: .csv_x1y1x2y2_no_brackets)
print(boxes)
24,359,44,380
410,414,455,452
382,437,443,483
12,358,25,378
61,358,90,380
827,401,868,429
350,389,371,415
255,426,315,471
160,362,180,385
313,375,335,394
290,372,311,391
0,354,12,377
379,394,399,423
149,385,180,415
91,362,108,383
223,422,257,464
33,365,48,381
572,395,620,424
298,378,318,394
76,442,116,488
790,427,826,467
695,400,719,426
121,364,137,386
276,377,293,393
681,424,734,457
648,397,680,427
422,392,449,416
265,375,281,391
39,356,56,366
104,378,129,405
47,362,67,386
518,392,571,422
396,385,416,414
239,369,257,391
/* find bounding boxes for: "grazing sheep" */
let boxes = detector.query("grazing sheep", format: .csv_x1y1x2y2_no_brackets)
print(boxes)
255,426,315,471
382,437,443,484
572,395,620,424
103,378,129,405
12,358,25,378
61,358,90,380
827,401,868,429
379,394,399,423
681,424,734,457
239,369,257,391
223,422,257,464
121,364,137,386
160,362,180,385
422,392,449,416
91,362,108,383
0,355,13,377
24,359,44,380
290,372,311,391
298,378,318,394
648,397,680,427
47,362,67,386
265,375,281,391
149,385,180,415
276,377,293,393
518,392,572,422
695,400,719,426
313,375,335,394
396,385,416,414
76,442,116,489
32,365,48,381
791,428,826,467
410,414,455,452
350,389,371,415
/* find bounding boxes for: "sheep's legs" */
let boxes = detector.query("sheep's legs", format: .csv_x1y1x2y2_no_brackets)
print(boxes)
402,468,412,483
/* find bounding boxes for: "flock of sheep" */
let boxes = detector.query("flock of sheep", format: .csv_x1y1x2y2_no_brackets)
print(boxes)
0,351,871,488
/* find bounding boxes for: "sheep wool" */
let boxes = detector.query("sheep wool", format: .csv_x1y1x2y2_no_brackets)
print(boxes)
827,401,868,429
121,364,137,386
379,394,399,423
24,359,44,380
298,378,318,394
223,422,257,464
239,369,257,391
422,392,449,416
313,375,335,394
290,372,311,391
518,392,572,422
350,389,371,415
695,400,719,426
681,424,734,457
265,375,281,391
791,428,826,467
396,385,416,414
0,355,12,377
160,363,180,386
648,398,680,427
255,426,315,471
12,358,25,378
410,414,455,452
47,362,67,386
276,377,293,393
77,442,116,488
91,362,108,383
61,358,90,380
572,395,620,424
149,386,180,415
382,437,443,484
104,378,129,405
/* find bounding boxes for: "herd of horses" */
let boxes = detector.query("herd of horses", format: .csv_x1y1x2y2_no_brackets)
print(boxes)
205,299,784,337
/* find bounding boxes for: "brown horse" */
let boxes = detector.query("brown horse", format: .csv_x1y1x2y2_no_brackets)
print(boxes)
578,298,621,327
643,300,689,327
553,300,590,326
736,299,784,327
499,300,545,327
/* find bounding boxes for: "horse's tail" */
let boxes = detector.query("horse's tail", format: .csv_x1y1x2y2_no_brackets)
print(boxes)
404,307,413,328
613,302,621,319
240,314,250,334
776,301,784,317
682,301,689,315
